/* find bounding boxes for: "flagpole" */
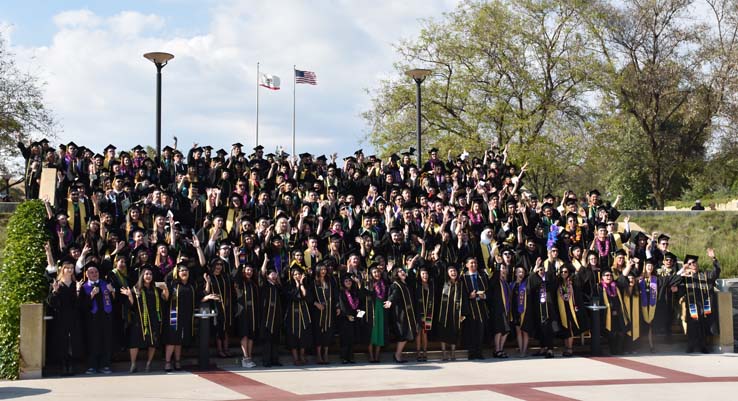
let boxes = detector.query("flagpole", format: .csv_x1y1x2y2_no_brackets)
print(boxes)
256,62,260,147
292,64,296,158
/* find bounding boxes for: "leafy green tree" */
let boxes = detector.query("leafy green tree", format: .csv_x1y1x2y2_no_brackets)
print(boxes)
0,32,56,187
585,0,738,208
363,0,599,164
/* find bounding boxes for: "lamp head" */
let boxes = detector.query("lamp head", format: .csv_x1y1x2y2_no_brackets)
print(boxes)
405,68,432,83
143,52,174,67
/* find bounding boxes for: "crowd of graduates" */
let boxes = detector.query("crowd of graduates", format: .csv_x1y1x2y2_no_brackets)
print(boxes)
16,139,722,376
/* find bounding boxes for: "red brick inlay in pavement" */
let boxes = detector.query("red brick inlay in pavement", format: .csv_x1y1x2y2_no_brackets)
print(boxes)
192,357,738,401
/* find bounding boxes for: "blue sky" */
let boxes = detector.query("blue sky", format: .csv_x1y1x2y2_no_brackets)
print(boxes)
3,0,460,158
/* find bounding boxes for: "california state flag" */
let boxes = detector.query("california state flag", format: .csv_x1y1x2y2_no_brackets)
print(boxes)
259,74,280,90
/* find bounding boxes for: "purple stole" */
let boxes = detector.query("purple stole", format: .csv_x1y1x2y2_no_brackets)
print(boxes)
83,280,113,314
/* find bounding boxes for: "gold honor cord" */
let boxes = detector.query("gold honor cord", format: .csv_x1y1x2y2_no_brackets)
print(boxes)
395,282,417,335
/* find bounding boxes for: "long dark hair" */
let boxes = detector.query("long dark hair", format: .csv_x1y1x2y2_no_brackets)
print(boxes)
135,267,154,291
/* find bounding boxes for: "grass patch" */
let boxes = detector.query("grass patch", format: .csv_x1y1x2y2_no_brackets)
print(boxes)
632,212,738,278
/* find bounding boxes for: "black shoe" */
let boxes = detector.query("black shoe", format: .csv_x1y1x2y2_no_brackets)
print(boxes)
545,350,554,359
263,363,272,368
701,347,709,354
273,361,283,367
686,347,694,354
342,360,350,364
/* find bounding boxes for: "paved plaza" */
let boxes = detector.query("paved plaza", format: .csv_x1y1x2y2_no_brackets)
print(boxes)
2,352,738,401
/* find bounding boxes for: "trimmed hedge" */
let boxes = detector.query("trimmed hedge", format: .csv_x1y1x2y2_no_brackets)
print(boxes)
0,200,49,379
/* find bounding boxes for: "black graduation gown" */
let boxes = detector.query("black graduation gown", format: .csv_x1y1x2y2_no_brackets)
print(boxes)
107,269,133,352
163,281,199,346
388,280,417,342
309,279,338,346
513,279,536,334
208,272,233,338
488,271,512,335
260,281,283,337
235,277,260,340
79,281,114,369
556,278,588,338
415,280,437,335
128,286,164,349
680,260,721,351
47,282,83,363
437,280,463,344
527,267,559,347
284,282,313,349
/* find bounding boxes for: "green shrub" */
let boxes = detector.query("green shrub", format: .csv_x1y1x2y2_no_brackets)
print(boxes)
0,201,49,379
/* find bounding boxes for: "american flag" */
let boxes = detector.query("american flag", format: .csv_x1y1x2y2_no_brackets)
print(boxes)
295,69,317,85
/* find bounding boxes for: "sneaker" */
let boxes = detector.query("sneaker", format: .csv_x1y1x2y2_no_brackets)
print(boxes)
101,367,113,374
241,358,249,368
85,368,96,375
246,359,256,368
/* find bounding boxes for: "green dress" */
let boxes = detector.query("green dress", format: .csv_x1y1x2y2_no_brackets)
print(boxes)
370,298,385,346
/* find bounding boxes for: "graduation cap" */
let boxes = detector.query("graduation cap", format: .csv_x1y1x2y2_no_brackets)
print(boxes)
343,156,357,162
664,252,678,261
104,144,117,152
265,152,276,158
428,147,439,154
299,152,312,159
390,153,400,162
162,145,174,152
644,257,656,265
232,142,244,148
657,234,670,242
67,141,78,148
541,203,553,210
684,254,699,264
316,154,327,162
119,151,131,159
595,223,607,231
590,189,601,197
55,209,69,218
39,138,50,144
401,147,416,156
252,145,264,152
192,147,203,153
93,153,104,160
132,145,144,151
614,249,627,257
202,145,213,151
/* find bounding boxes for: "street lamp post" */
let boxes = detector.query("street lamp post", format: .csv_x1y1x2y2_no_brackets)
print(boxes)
143,52,174,161
405,68,432,167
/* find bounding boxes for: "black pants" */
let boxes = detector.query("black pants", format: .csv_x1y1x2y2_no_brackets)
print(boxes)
340,319,357,361
261,330,281,364
686,316,709,351
85,314,112,370
463,318,485,358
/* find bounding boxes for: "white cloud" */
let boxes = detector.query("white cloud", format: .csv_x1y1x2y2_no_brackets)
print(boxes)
11,1,460,157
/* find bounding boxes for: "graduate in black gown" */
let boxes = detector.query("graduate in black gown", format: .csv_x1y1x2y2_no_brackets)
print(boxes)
260,267,284,367
489,263,512,358
528,253,559,358
107,255,134,354
338,273,362,363
414,265,436,362
679,249,720,354
437,265,463,361
235,263,260,368
556,264,588,357
206,258,233,358
47,261,83,375
79,264,115,374
121,267,169,373
600,269,627,355
512,265,533,357
384,267,417,363
285,268,313,365
460,257,489,360
163,265,217,372
309,263,338,365
639,258,681,352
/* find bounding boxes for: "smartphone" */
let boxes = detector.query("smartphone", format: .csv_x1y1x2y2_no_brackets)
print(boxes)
356,310,366,318
155,282,167,289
